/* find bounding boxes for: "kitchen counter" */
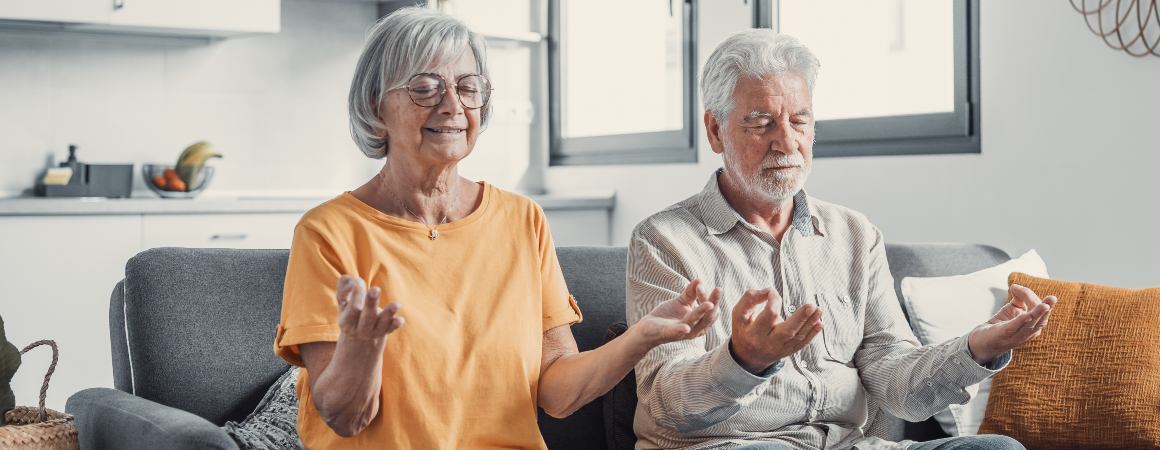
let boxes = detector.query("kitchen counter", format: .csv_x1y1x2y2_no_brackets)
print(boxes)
0,191,616,216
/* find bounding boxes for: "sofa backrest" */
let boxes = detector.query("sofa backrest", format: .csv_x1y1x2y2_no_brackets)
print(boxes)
112,247,292,426
109,244,1008,444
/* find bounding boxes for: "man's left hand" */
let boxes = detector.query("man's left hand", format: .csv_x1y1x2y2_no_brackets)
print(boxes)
967,284,1057,365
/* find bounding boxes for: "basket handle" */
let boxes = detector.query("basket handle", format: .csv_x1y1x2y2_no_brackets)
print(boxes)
18,340,58,423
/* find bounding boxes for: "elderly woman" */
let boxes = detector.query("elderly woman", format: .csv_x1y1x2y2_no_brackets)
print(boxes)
274,7,718,449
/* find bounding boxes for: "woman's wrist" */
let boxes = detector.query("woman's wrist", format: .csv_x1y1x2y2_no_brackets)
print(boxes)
623,324,659,359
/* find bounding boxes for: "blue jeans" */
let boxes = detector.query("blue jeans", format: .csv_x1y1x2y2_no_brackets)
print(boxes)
731,435,1025,450
908,435,1025,450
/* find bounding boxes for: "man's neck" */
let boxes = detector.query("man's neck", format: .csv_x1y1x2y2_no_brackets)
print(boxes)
717,171,796,240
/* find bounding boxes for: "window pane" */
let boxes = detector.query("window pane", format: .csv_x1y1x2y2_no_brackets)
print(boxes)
561,0,684,138
439,0,533,35
777,0,955,121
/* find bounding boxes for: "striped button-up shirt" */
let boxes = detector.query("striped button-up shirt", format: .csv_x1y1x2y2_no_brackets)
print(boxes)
627,171,1009,450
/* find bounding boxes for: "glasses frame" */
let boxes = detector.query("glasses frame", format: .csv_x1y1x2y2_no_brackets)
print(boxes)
391,73,493,110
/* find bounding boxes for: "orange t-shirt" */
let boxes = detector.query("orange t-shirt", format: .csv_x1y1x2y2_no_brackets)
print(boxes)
274,182,583,450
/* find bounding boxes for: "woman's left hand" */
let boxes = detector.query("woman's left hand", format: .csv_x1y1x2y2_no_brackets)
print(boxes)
636,279,721,347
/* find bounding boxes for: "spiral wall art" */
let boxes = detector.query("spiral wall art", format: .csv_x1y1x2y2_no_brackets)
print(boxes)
1070,0,1160,57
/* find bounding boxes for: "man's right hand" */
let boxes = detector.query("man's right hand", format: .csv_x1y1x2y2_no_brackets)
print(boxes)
336,275,405,351
729,288,822,374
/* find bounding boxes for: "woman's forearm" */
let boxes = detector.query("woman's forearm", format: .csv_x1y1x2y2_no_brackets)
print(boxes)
311,337,385,437
538,325,653,418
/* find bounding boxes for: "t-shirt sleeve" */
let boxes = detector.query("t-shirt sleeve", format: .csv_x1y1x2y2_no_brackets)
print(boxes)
535,206,583,332
274,223,349,367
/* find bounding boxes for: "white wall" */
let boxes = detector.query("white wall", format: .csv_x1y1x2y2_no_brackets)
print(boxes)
0,0,381,197
546,0,1160,288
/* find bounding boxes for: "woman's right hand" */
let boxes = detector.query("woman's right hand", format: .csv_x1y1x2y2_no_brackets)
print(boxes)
336,275,405,350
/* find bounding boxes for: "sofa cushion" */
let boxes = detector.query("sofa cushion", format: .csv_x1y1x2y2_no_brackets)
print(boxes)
980,272,1160,448
899,249,1048,436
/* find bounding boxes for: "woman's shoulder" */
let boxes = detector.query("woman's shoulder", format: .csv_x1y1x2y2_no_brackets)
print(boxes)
294,192,367,237
485,183,546,221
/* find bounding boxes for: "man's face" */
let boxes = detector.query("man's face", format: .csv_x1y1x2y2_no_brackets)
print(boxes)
708,72,815,204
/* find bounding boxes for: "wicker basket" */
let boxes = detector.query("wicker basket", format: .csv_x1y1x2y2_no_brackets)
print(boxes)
0,340,79,450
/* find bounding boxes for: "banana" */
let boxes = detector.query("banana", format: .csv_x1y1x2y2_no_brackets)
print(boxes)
174,141,222,188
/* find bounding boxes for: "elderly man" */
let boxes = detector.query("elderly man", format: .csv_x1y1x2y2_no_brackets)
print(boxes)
627,29,1055,450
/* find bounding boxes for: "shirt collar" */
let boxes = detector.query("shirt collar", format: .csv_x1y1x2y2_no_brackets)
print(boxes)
697,169,823,238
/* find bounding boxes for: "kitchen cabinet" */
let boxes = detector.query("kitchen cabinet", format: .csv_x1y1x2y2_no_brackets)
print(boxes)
143,213,301,249
0,0,110,25
0,215,142,413
0,0,279,36
107,0,279,35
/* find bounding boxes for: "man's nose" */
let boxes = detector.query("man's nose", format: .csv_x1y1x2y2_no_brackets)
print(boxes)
769,123,796,155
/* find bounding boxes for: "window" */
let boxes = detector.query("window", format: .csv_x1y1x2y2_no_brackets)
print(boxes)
548,0,698,166
756,0,980,157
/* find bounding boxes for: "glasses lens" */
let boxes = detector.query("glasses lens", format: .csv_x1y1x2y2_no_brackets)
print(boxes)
407,75,443,107
456,75,490,109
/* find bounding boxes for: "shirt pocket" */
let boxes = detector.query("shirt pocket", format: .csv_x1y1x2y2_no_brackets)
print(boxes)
816,292,863,363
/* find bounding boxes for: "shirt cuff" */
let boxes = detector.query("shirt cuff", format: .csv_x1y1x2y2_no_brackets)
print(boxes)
710,342,779,398
946,335,1011,385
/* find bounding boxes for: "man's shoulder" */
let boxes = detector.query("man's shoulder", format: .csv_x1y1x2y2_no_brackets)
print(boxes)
808,195,880,234
632,194,708,242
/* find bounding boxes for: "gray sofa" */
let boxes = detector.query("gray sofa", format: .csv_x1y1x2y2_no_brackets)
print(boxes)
65,244,1009,449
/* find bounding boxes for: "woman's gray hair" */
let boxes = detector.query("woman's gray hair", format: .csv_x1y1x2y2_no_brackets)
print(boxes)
348,7,492,159
701,29,820,122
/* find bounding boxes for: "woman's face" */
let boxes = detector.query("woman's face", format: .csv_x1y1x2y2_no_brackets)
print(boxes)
379,51,483,164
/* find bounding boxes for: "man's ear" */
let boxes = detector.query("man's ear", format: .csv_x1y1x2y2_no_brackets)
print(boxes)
704,110,725,155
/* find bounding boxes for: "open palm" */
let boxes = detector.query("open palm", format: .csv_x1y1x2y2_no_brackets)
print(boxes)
968,283,1056,363
637,279,721,347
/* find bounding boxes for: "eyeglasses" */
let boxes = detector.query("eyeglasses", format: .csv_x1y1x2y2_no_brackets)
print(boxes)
391,73,493,110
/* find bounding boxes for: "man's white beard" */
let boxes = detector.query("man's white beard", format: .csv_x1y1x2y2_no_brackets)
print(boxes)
728,151,810,204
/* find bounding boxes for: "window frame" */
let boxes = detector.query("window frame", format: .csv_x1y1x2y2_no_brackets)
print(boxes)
757,0,981,158
547,0,699,166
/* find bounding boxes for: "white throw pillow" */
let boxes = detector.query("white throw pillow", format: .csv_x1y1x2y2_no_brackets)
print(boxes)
899,249,1049,436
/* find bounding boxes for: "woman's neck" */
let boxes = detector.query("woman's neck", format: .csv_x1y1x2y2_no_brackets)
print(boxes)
354,157,470,225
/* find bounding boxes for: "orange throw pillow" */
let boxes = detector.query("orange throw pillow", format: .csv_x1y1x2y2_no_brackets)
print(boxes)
979,272,1160,449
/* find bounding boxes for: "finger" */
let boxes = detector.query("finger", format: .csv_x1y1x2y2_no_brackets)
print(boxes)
693,308,719,337
685,288,721,333
677,301,714,336
752,289,777,330
735,289,768,322
357,285,380,331
1042,295,1058,307
336,275,356,309
675,279,701,306
781,306,821,338
1009,284,1042,310
375,302,404,335
348,277,367,312
998,310,1036,335
1019,302,1051,333
766,289,785,325
705,287,723,308
336,276,361,325
795,322,823,346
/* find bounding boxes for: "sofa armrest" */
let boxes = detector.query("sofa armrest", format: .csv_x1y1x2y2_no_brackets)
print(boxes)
66,388,239,450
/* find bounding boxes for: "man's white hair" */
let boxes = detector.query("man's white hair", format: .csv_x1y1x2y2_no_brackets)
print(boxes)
701,29,820,121
347,7,492,159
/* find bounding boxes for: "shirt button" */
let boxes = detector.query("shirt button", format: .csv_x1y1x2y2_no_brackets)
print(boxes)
926,380,933,387
787,305,797,314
